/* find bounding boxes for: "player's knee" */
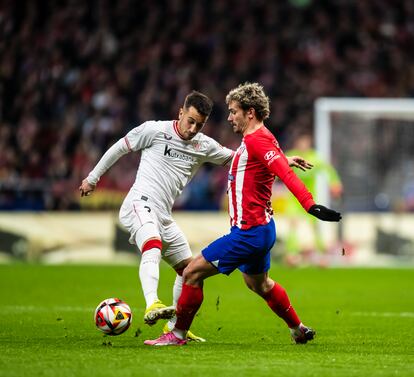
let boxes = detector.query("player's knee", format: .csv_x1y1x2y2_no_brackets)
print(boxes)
182,266,195,283
245,280,259,293
175,267,184,276
182,255,212,286
245,279,272,296
182,265,201,286
173,258,192,275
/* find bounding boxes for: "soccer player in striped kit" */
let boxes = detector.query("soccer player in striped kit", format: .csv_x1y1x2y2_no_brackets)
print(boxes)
145,83,341,346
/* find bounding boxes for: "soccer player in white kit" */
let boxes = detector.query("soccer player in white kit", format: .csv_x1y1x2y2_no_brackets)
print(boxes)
79,91,233,341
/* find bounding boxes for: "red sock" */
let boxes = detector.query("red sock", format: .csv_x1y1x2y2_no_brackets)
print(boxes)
175,284,203,331
262,282,301,328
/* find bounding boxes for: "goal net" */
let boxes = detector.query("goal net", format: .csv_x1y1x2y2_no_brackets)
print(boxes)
314,98,414,264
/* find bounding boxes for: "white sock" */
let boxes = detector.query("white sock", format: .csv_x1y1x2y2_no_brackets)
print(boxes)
290,322,304,334
166,274,183,330
172,328,186,340
173,274,183,307
139,248,161,308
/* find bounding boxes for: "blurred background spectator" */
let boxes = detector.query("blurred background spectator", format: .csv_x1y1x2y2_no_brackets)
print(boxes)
278,131,342,265
1,0,414,210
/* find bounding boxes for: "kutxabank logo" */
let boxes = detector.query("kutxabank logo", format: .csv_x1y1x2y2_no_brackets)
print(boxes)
163,145,195,162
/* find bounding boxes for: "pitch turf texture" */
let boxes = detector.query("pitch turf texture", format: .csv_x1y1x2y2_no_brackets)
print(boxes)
1,264,413,377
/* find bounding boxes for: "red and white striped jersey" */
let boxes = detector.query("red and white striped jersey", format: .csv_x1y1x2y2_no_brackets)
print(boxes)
228,126,315,229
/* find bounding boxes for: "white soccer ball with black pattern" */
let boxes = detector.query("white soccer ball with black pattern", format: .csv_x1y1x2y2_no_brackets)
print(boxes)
94,298,132,335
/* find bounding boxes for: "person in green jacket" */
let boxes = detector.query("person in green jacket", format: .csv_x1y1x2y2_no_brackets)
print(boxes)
284,132,342,266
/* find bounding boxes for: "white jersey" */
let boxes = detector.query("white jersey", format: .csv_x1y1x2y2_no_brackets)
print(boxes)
87,120,233,217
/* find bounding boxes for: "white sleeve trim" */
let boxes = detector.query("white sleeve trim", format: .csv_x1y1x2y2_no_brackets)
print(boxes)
86,138,131,185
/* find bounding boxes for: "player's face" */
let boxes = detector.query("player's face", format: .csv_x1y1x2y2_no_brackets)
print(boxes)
227,100,248,134
178,106,208,140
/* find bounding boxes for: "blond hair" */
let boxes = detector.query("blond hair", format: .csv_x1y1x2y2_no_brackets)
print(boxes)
225,82,270,121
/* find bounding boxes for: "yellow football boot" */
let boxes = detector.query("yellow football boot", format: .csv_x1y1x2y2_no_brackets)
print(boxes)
144,300,175,326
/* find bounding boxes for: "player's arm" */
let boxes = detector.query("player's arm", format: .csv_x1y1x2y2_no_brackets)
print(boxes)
286,155,313,172
223,150,235,166
272,158,341,221
204,137,235,166
80,122,156,197
79,137,132,197
253,138,341,222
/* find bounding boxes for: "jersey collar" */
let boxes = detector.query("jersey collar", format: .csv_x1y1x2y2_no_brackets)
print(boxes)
173,120,186,140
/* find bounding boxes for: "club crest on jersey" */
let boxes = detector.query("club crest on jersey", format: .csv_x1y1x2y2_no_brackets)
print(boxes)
191,140,201,151
228,174,235,181
191,140,208,151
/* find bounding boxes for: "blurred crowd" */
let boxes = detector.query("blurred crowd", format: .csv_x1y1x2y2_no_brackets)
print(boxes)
1,0,414,210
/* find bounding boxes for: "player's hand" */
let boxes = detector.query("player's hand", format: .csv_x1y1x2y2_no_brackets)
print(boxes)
287,156,314,172
79,179,96,197
308,204,342,222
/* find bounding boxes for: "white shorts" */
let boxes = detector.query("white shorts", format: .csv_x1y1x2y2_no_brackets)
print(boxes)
119,194,192,267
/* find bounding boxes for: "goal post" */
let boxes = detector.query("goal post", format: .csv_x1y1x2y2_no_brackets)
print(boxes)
314,98,414,264
314,98,414,209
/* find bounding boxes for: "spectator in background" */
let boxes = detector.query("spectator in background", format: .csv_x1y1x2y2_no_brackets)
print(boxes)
0,1,413,210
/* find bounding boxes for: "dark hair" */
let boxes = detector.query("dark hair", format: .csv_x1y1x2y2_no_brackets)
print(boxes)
183,91,213,117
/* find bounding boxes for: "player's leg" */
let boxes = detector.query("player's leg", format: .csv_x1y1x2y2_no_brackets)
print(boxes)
119,198,173,325
162,260,206,342
144,253,217,346
242,271,300,327
161,221,206,341
239,218,315,344
285,217,303,266
242,271,315,344
174,253,219,333
145,227,246,346
140,237,176,325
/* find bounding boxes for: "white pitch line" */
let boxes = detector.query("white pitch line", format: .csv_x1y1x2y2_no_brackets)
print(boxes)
4,305,140,313
4,305,94,312
351,312,414,318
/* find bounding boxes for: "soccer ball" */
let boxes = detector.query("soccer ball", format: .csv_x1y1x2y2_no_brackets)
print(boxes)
94,298,132,335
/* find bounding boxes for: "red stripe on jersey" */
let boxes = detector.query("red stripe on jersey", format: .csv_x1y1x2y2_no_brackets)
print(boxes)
173,120,186,140
124,136,132,152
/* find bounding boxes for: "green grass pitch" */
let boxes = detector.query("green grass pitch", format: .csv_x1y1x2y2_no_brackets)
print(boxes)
0,263,413,377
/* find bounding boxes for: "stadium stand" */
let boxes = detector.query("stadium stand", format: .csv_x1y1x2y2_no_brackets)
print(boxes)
1,0,413,210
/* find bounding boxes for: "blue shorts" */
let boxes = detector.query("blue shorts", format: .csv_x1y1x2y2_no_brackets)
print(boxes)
201,219,276,275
